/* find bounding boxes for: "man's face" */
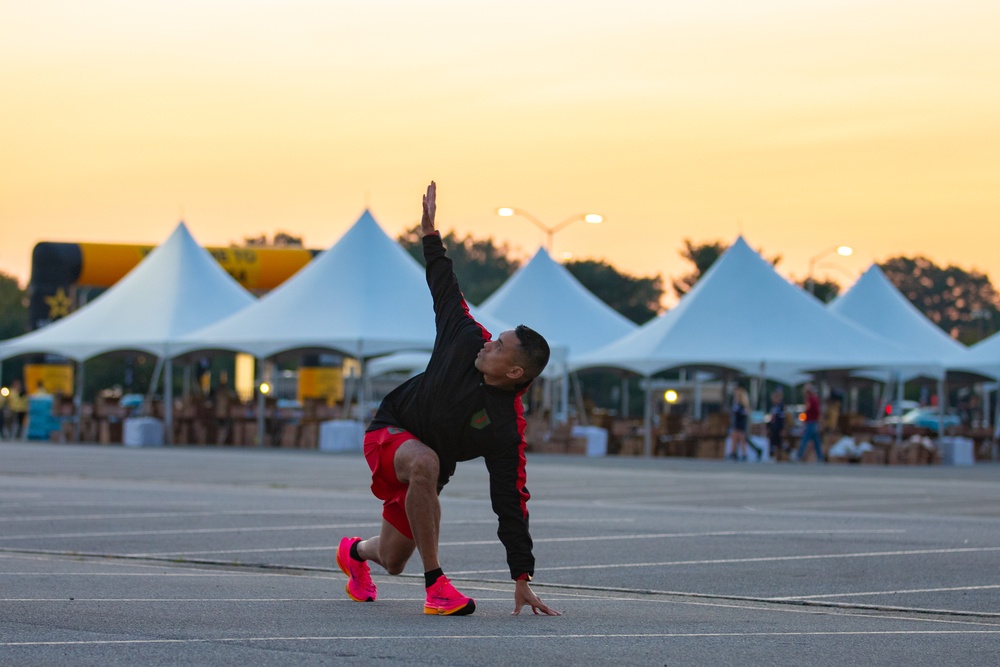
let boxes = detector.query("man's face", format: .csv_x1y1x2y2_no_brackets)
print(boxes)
475,329,524,380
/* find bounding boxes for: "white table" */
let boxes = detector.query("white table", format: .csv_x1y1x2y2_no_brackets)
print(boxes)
571,425,608,457
319,420,366,452
938,436,975,466
123,417,164,447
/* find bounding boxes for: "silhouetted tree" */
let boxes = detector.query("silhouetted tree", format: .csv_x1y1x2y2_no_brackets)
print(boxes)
797,278,841,304
243,232,304,247
398,226,522,306
672,240,727,299
398,228,664,322
879,256,1000,344
672,239,783,299
565,259,663,325
0,271,28,341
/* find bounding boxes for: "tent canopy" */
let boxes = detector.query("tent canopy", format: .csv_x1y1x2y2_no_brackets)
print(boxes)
478,247,637,360
828,264,965,380
948,330,1000,380
0,223,255,362
175,210,509,360
572,237,931,379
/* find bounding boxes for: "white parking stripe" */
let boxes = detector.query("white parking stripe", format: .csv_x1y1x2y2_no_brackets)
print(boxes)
118,529,903,557
773,584,1000,600
3,629,1000,647
451,546,1000,575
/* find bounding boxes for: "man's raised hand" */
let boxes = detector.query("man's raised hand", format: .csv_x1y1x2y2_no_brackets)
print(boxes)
421,181,437,236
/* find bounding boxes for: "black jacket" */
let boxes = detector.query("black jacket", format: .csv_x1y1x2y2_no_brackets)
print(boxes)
367,233,534,579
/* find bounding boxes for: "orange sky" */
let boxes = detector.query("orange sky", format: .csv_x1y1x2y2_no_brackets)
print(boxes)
2,1,999,307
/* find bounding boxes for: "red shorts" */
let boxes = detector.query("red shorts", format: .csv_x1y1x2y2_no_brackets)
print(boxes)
363,426,416,540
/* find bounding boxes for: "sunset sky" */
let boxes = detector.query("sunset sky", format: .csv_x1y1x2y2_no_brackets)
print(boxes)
3,1,998,307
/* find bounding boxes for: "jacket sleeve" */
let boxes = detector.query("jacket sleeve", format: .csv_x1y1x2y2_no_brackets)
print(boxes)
484,431,535,579
422,234,491,344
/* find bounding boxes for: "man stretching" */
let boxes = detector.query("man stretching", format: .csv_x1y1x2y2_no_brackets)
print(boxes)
337,181,560,617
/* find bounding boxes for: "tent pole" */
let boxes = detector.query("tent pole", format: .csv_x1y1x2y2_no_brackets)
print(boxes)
981,382,989,430
894,372,903,445
146,357,164,415
182,364,192,400
255,357,265,448
621,376,629,418
693,373,702,420
74,360,84,443
643,376,653,458
993,390,1000,454
362,356,371,422
561,358,571,425
164,357,173,445
571,372,587,426
937,376,946,438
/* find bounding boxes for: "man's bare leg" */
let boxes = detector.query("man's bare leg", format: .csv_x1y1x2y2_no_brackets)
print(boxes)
357,439,440,573
393,439,441,572
357,519,415,575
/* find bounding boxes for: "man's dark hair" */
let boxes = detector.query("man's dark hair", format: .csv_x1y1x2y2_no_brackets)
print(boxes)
514,324,550,381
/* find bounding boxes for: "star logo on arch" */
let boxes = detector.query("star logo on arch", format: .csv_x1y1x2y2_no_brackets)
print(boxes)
44,287,73,319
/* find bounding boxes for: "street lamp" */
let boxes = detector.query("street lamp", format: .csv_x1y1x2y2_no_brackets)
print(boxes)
807,245,853,295
496,207,603,252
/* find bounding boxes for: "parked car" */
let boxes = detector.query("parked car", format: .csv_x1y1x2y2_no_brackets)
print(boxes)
882,400,920,418
885,408,961,432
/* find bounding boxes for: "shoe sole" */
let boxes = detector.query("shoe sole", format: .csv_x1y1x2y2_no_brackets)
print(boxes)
336,541,374,603
424,599,476,616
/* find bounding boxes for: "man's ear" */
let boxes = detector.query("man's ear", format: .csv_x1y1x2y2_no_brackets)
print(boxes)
506,366,525,381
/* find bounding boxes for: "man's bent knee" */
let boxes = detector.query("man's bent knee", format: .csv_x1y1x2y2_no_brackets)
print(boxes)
375,519,416,575
381,555,408,576
394,440,439,486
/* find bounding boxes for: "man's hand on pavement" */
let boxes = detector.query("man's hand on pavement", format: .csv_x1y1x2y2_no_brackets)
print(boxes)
512,579,562,616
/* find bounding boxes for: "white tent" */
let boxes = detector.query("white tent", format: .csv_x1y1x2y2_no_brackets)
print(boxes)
175,210,509,360
828,264,968,434
0,222,255,362
828,265,965,380
571,237,929,455
0,222,256,444
478,247,637,362
367,351,431,379
948,332,1000,438
477,247,638,421
948,331,1000,381
573,237,925,379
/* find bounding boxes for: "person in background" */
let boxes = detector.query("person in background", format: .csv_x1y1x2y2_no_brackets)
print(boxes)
211,372,237,445
0,386,7,439
7,379,28,440
796,383,824,462
767,388,786,459
730,386,751,461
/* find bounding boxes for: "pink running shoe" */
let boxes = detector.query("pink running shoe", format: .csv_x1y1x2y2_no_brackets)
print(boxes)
424,575,476,615
336,536,376,602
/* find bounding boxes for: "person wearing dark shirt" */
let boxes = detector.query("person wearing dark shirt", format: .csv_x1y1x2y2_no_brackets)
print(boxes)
767,389,787,459
729,386,751,461
337,182,560,617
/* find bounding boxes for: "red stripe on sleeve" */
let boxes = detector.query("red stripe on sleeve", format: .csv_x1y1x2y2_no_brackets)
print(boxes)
513,390,531,517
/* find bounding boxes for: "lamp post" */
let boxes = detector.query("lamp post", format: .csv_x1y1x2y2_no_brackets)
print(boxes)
807,245,853,295
496,207,603,252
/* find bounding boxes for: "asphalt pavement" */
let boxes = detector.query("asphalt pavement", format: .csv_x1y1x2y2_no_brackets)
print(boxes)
2,441,999,666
